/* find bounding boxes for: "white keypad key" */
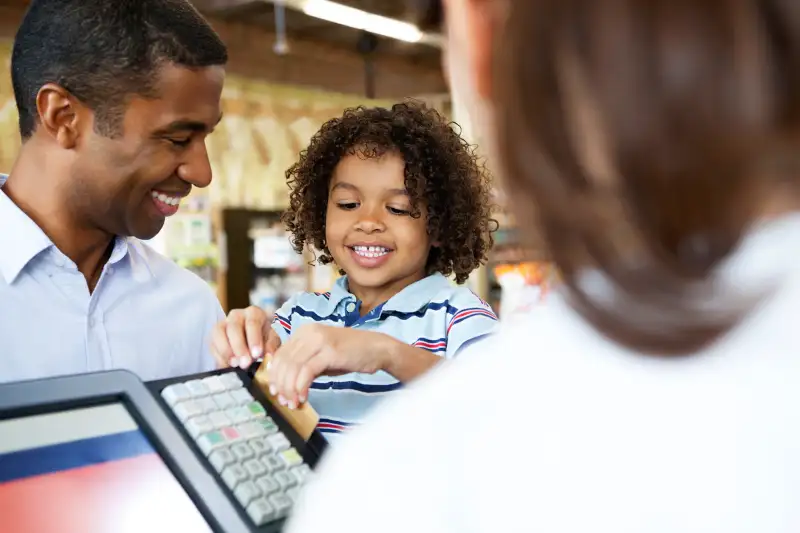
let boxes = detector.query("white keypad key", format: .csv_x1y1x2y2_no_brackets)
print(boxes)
161,383,191,406
227,406,251,424
202,375,227,394
234,480,261,507
196,396,218,414
267,433,290,452
213,392,236,410
262,455,283,473
230,388,254,405
184,379,210,397
185,416,214,438
231,442,255,462
173,400,204,422
248,437,272,456
237,421,267,440
221,464,248,490
246,498,275,526
290,464,311,485
219,372,243,390
208,411,231,429
268,493,292,518
255,476,279,496
274,470,296,490
208,448,235,473
243,458,267,478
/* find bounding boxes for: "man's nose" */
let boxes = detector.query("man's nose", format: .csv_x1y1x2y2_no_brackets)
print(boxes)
177,140,213,188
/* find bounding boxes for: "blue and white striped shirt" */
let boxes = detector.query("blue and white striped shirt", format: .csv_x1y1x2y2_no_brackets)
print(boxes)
272,273,498,442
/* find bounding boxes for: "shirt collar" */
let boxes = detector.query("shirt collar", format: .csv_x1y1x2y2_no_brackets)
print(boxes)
327,273,454,315
0,174,136,283
0,182,53,284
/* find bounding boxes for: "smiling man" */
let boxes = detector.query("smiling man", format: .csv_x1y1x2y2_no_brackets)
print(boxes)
0,0,228,383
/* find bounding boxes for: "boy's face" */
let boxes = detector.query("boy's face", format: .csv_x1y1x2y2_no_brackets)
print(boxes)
325,151,432,297
68,63,225,240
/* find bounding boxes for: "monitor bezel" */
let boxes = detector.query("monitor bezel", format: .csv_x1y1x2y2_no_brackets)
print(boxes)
0,369,253,533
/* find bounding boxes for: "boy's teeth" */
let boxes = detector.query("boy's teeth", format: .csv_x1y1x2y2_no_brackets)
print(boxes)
353,245,389,258
151,190,180,206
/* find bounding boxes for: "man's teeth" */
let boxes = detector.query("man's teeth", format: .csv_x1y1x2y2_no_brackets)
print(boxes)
353,246,389,258
151,190,181,206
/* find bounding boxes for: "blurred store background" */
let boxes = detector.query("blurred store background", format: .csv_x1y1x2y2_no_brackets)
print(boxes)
0,0,555,317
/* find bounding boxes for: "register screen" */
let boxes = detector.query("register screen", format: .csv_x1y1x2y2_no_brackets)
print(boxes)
0,403,212,533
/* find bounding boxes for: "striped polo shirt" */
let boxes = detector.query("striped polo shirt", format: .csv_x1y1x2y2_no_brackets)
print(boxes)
271,273,498,443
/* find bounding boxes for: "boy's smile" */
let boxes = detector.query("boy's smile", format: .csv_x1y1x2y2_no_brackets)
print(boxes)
326,151,432,307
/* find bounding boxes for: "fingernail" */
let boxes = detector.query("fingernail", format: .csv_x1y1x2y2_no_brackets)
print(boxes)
238,357,251,369
269,385,277,396
287,400,296,410
298,395,306,403
251,346,263,359
278,395,287,406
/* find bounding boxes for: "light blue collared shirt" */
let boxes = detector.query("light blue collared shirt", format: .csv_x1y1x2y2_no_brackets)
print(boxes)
272,273,499,443
0,175,223,384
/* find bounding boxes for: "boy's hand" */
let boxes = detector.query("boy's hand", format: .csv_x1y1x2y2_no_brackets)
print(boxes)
211,306,282,369
267,324,392,409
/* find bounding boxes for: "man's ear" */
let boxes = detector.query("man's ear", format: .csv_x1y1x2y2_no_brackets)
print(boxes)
35,83,88,149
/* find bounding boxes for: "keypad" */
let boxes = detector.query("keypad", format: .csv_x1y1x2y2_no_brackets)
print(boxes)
161,372,312,526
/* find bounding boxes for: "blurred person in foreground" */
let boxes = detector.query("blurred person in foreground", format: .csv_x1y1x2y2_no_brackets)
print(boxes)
286,0,800,531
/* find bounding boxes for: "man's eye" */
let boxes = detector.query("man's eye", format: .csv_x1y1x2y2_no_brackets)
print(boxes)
168,138,192,147
337,202,359,210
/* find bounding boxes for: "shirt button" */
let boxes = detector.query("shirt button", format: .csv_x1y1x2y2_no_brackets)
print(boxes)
346,302,356,313
106,266,114,275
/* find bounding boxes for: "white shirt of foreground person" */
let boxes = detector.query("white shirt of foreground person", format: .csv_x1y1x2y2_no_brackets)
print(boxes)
286,213,800,533
0,179,223,384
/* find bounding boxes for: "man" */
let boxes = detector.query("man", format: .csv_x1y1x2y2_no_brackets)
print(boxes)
0,0,228,383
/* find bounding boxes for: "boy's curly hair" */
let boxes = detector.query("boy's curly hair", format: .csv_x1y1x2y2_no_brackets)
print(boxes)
282,100,497,284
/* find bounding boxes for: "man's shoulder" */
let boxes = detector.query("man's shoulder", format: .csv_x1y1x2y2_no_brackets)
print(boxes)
126,238,219,306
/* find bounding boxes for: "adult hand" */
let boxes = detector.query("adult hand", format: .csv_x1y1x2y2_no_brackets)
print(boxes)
211,306,281,369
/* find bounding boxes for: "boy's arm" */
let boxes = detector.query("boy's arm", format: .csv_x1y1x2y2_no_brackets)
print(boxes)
380,335,442,382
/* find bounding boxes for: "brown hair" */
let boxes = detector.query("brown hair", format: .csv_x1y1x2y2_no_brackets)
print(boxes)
414,0,800,354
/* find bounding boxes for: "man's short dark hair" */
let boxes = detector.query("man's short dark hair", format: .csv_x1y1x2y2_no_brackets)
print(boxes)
11,0,228,140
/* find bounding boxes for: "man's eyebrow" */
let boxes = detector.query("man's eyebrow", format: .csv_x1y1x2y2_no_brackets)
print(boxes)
155,113,224,135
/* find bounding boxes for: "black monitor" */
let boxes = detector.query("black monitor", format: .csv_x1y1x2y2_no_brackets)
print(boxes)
0,370,258,533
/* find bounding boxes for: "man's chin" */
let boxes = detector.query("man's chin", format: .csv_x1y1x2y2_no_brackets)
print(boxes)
130,219,166,241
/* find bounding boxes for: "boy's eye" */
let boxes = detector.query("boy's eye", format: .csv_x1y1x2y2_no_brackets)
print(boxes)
337,202,359,210
388,206,411,216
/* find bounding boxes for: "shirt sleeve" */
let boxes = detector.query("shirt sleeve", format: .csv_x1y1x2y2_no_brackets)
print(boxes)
270,294,299,344
445,289,499,359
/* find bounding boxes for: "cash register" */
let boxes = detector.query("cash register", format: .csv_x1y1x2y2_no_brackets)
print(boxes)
0,366,328,533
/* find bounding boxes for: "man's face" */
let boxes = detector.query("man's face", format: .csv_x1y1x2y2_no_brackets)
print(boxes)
70,63,225,240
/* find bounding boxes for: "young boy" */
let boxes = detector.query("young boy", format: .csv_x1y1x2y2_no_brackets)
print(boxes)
212,101,498,442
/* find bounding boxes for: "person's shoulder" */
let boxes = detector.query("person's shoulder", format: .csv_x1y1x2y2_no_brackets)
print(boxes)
127,239,219,306
281,290,333,310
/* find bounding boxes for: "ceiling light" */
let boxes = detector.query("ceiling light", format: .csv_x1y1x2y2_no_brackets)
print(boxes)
301,0,424,43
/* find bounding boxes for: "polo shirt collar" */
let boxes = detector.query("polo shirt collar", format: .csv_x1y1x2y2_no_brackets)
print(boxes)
327,273,453,316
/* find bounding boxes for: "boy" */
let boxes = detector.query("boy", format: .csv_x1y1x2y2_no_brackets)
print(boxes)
212,101,498,442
